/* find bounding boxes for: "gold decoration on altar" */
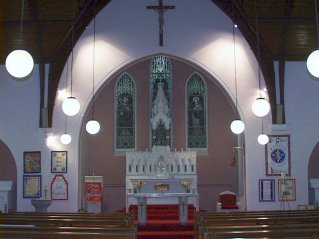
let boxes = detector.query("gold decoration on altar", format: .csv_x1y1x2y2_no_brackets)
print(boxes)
154,183,170,192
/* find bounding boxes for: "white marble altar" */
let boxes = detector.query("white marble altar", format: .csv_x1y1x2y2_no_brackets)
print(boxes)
126,146,197,207
0,181,14,213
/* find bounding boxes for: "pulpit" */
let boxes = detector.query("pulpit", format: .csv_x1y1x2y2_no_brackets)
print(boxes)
84,175,103,212
0,181,15,213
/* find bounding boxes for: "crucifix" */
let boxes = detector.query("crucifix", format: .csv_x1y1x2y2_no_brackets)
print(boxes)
146,0,175,46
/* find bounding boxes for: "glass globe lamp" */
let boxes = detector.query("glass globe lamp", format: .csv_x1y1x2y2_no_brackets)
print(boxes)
258,133,269,145
252,97,270,117
86,120,100,134
230,119,245,134
60,133,72,145
307,50,319,79
62,96,80,116
6,49,34,79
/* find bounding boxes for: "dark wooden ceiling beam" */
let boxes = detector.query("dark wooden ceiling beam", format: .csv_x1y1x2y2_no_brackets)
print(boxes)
211,0,277,123
27,0,47,127
277,0,295,124
47,0,111,127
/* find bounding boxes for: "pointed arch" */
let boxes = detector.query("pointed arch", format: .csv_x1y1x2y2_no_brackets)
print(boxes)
186,72,207,149
114,73,136,150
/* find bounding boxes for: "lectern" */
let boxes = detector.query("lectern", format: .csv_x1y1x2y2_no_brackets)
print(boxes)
84,175,103,212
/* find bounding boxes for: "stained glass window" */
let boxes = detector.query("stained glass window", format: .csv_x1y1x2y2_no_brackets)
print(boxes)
115,73,135,149
150,56,172,147
187,73,207,149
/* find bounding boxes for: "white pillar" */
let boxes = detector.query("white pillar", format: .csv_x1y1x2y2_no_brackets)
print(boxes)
0,181,14,213
310,179,319,207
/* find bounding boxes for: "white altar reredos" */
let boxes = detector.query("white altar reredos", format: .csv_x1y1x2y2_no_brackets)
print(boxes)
126,146,197,207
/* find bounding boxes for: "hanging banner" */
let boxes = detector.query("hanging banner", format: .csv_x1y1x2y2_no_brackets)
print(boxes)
84,182,102,202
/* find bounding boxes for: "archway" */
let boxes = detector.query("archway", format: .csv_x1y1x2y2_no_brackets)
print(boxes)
79,55,245,212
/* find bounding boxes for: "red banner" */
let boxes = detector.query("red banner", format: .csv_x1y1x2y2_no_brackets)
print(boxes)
84,182,102,202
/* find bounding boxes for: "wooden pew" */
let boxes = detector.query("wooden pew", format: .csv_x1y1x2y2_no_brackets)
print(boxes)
0,212,135,227
0,212,137,239
195,210,319,239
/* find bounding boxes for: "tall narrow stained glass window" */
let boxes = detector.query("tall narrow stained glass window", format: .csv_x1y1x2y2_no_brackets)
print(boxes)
115,73,135,149
150,56,172,147
187,73,207,149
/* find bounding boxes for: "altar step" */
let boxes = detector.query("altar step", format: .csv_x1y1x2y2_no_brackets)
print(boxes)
128,205,195,239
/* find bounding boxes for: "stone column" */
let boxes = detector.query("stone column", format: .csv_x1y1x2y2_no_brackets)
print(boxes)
310,179,319,207
137,197,147,225
0,181,14,213
179,195,188,225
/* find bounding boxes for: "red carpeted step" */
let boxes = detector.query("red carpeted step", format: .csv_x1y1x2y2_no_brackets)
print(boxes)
129,204,196,239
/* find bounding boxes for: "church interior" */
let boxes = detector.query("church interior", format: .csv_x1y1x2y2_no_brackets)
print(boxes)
1,0,319,238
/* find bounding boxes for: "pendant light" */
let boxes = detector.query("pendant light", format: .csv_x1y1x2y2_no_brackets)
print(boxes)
62,1,80,116
60,60,72,145
307,0,319,79
230,2,244,134
6,0,34,79
86,0,100,135
251,0,270,118
257,117,269,145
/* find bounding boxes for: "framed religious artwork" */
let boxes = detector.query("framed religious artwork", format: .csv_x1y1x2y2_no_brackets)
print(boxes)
23,175,41,198
23,151,41,173
278,178,296,201
51,151,67,173
265,135,291,177
259,179,275,202
51,174,68,200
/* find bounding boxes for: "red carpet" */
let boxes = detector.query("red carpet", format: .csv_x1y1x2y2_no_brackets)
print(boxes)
128,205,195,239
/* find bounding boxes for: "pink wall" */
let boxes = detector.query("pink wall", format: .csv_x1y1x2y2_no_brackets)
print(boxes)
80,56,238,211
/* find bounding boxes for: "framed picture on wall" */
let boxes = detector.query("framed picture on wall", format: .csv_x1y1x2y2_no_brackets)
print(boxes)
51,174,68,200
266,135,290,176
51,151,67,173
23,151,41,173
23,175,41,198
278,178,296,201
259,179,275,202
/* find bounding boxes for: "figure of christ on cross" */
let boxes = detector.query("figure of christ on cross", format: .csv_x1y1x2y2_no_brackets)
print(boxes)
146,0,175,46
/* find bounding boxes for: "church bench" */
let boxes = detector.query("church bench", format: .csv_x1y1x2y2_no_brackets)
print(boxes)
0,212,135,227
204,227,319,239
199,223,319,239
0,228,136,239
195,210,319,239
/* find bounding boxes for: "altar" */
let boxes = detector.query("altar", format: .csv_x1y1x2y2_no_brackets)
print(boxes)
126,145,198,224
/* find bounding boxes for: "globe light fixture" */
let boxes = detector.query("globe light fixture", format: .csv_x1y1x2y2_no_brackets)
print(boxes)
252,0,270,118
230,119,245,134
60,133,72,145
86,120,100,135
252,97,270,117
62,96,80,116
86,2,100,135
229,6,244,135
258,133,269,145
307,0,319,79
6,0,34,79
307,50,319,78
6,50,34,79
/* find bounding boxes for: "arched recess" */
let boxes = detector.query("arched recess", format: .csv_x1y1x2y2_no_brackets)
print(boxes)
0,140,17,212
78,54,245,212
308,142,319,205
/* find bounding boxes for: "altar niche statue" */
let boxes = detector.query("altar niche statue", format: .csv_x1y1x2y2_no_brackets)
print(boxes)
151,82,171,147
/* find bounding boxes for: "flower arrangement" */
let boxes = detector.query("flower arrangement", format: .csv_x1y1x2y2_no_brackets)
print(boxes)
132,180,145,193
180,180,191,193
